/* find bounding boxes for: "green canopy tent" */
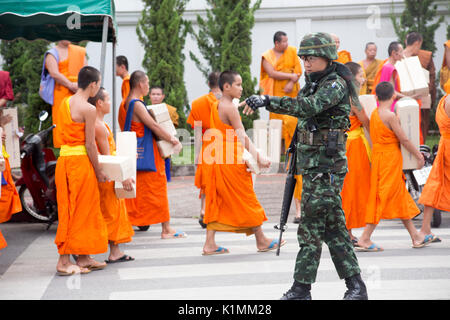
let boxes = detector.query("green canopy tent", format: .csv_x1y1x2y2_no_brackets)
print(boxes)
0,0,119,134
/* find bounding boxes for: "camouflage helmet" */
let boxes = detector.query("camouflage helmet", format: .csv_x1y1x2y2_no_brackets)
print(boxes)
298,32,338,60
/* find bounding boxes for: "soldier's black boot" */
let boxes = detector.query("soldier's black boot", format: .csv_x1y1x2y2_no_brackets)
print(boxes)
280,281,312,300
343,274,368,300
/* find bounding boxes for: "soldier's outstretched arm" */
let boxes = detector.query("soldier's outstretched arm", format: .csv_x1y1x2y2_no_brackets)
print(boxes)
266,78,347,118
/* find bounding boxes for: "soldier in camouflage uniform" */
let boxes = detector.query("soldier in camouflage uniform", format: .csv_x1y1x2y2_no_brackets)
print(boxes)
244,32,368,300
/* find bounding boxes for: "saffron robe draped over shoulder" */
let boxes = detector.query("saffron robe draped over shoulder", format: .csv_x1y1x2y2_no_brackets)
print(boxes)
419,95,450,211
125,119,170,226
97,123,134,245
54,97,108,255
0,148,22,223
187,92,217,196
118,75,130,131
365,109,419,224
260,46,301,150
440,41,450,94
335,50,352,64
341,116,371,229
203,101,268,235
358,59,383,95
51,44,85,148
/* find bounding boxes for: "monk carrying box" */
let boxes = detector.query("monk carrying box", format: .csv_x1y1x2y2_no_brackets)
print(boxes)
201,71,283,255
89,87,135,264
355,82,429,251
54,66,109,276
123,71,185,238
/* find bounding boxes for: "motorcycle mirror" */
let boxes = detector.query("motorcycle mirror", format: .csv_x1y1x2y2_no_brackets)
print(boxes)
38,111,48,122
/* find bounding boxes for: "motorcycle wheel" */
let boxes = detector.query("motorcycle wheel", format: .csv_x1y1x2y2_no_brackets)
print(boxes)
431,209,442,228
18,185,51,222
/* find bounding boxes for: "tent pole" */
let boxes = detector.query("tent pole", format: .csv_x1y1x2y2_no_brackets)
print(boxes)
100,16,108,86
112,40,117,139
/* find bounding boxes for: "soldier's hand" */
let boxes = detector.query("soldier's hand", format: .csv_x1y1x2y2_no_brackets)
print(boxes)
244,95,270,114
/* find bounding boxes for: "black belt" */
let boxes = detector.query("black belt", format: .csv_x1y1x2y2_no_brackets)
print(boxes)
298,129,346,145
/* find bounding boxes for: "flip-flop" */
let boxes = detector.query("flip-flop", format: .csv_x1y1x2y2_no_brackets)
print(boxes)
412,234,433,248
428,234,442,243
355,243,383,252
257,239,286,252
162,231,187,239
57,264,91,276
105,254,135,264
202,246,229,256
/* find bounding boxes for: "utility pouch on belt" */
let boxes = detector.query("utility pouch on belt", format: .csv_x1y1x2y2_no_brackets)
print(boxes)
298,129,345,147
326,130,339,157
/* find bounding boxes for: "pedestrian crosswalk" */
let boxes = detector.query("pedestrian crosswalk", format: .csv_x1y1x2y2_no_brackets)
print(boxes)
105,217,450,300
0,217,449,300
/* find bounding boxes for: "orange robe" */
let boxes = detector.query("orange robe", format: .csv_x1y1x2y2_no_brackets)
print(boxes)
51,44,86,148
203,101,268,235
0,229,6,251
358,59,384,95
365,109,419,224
54,97,108,255
341,116,371,229
0,148,22,223
335,50,352,64
125,121,170,226
118,75,130,132
419,95,450,211
260,46,301,150
440,41,450,94
187,92,217,196
97,123,134,245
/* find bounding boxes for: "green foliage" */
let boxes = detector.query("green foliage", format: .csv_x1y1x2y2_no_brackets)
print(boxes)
390,0,445,55
0,39,52,136
136,0,191,129
189,0,262,129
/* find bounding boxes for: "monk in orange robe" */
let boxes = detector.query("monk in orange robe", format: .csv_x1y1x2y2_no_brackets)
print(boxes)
356,82,428,251
89,87,135,263
440,41,450,94
45,41,86,148
0,142,22,223
260,31,303,219
116,55,131,131
418,94,450,242
54,66,109,276
202,71,284,255
341,62,371,244
358,42,383,95
187,72,221,228
331,34,352,64
123,71,185,238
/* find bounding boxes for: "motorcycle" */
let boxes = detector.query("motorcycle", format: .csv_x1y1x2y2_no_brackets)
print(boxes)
15,111,58,229
405,144,442,228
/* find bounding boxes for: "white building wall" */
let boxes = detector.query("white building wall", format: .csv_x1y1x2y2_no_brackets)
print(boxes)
85,0,449,129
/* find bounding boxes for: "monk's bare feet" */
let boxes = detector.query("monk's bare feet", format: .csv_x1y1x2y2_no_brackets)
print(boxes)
76,255,107,271
56,262,90,276
356,239,384,251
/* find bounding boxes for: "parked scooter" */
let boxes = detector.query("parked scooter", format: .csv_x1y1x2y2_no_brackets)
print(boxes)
15,111,57,229
405,144,442,228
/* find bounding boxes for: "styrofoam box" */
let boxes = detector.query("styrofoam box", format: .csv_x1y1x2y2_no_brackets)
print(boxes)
3,108,20,168
147,103,171,123
115,132,137,199
396,97,420,170
159,119,177,136
359,94,377,147
243,149,261,175
157,140,182,159
98,155,134,182
395,56,429,97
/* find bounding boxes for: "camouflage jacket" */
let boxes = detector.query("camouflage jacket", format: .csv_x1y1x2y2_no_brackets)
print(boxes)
266,65,351,175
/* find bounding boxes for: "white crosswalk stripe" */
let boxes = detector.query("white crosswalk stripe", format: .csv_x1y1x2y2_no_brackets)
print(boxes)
106,218,450,300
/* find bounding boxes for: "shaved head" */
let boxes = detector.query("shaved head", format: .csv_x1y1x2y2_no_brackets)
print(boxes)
130,70,147,90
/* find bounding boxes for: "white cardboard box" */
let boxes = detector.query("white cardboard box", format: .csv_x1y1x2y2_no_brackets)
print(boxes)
395,56,429,97
396,97,420,170
158,119,177,136
147,103,171,123
114,132,137,199
157,139,182,159
98,155,134,182
243,149,261,175
3,108,21,168
358,94,378,147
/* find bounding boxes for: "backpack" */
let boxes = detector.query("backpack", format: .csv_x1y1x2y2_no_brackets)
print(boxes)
39,48,59,105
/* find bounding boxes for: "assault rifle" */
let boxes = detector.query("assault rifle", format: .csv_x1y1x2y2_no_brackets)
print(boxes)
274,127,298,256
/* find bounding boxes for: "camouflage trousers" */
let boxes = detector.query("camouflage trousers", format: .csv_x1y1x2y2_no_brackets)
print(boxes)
294,172,361,284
